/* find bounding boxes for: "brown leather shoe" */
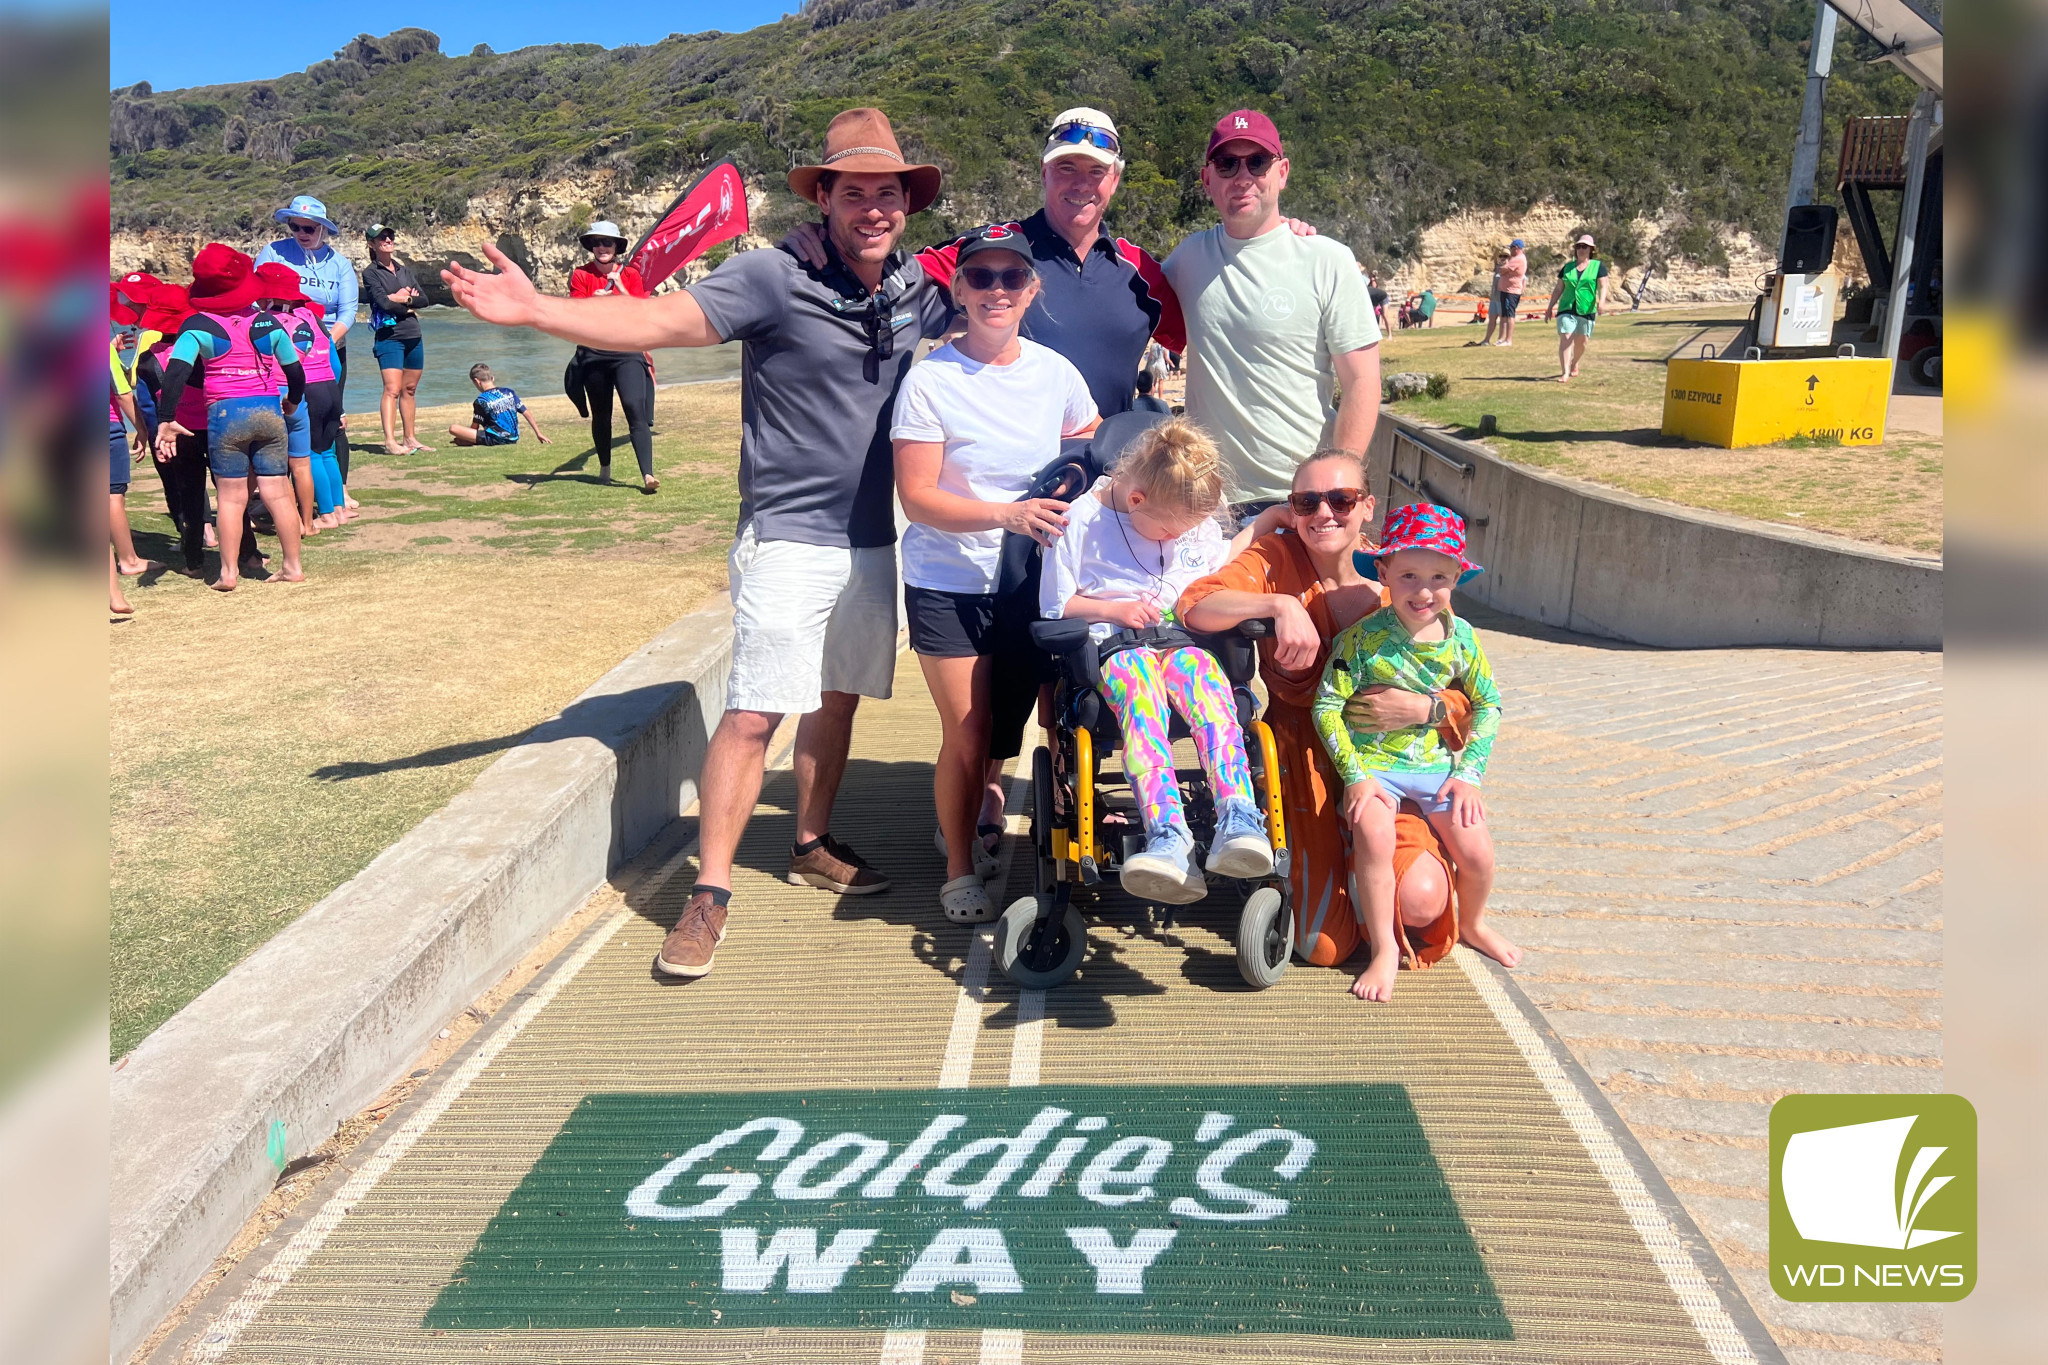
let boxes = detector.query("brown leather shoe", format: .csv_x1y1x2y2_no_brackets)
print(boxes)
786,835,891,895
656,891,728,977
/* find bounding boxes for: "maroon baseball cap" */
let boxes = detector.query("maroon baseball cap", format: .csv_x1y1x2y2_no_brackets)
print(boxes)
1206,109,1284,160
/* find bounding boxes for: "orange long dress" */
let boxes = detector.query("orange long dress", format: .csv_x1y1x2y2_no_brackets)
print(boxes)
1180,532,1468,969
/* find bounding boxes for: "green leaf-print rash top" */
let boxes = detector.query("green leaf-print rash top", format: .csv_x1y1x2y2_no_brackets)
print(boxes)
1311,606,1502,787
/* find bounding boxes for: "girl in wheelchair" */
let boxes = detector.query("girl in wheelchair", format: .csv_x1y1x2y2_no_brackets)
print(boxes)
1038,417,1277,904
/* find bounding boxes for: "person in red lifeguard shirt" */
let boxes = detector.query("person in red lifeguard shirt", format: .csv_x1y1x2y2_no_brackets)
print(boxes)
567,221,660,492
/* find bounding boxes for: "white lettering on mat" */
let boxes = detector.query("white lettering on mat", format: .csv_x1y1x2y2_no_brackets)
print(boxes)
1064,1228,1180,1294
721,1228,879,1293
627,1117,804,1220
892,1229,1025,1295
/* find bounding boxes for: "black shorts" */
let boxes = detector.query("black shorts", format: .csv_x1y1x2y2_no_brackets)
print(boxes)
904,586,1044,761
1497,291,1522,320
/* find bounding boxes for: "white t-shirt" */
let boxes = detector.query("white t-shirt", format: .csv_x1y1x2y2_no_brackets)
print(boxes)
1040,478,1232,640
891,338,1098,593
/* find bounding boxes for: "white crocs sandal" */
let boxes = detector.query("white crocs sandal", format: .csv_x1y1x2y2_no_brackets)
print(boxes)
935,825,1000,880
940,874,996,924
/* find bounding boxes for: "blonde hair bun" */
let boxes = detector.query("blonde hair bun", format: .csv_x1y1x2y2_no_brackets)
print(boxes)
1115,416,1224,518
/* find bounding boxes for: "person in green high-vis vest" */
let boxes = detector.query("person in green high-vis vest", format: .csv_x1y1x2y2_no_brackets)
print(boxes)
1543,234,1610,383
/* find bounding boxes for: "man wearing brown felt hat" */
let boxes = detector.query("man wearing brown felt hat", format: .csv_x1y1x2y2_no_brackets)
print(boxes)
448,105,954,978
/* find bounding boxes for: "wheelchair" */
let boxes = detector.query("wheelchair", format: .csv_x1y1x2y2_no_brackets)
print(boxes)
985,411,1294,992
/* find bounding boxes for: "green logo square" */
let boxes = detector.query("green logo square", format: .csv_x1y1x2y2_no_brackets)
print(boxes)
1768,1094,1975,1302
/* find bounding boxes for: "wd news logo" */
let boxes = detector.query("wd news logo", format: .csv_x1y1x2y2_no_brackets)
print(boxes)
1769,1095,1975,1302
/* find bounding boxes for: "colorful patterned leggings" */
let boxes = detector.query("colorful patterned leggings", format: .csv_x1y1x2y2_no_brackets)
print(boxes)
1098,646,1257,836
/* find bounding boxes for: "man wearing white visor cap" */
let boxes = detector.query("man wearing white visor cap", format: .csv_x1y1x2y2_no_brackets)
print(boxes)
786,107,1205,420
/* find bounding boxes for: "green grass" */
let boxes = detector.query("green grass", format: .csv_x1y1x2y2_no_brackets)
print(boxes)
110,384,744,1057
1376,306,1942,554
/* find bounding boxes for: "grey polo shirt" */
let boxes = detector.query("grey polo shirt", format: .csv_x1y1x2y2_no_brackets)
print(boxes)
688,243,953,549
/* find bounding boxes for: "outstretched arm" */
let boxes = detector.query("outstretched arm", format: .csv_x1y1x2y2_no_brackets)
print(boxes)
443,242,724,350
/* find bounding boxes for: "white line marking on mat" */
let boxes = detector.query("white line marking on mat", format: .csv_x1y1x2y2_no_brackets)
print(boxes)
1451,946,1760,1365
978,1327,1025,1365
1007,991,1045,1087
190,839,700,1362
938,929,994,1090
878,1329,928,1364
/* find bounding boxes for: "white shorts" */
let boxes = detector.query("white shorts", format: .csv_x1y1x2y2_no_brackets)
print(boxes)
726,521,899,716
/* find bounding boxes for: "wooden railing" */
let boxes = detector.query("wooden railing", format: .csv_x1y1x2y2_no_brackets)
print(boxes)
1839,115,1911,189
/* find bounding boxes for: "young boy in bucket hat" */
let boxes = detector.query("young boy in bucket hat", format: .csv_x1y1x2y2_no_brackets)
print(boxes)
1310,502,1511,1003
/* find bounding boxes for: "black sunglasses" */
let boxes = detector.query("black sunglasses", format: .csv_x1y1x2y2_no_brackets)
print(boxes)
1209,151,1277,179
1286,487,1367,517
961,265,1034,292
860,301,896,383
288,221,324,234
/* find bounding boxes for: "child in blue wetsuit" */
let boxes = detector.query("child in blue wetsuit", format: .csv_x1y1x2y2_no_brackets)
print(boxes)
448,364,550,447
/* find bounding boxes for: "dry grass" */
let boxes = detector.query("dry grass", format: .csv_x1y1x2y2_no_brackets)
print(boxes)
111,383,743,1056
1378,306,1943,554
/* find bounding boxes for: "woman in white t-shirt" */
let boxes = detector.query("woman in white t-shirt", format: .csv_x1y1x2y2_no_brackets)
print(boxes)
1039,416,1276,905
893,226,1101,924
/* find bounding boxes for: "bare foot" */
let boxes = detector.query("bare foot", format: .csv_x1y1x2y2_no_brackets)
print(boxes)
312,513,340,530
1350,955,1397,1003
344,496,360,509
410,441,436,453
115,557,156,576
641,474,660,495
1556,374,1571,383
211,573,238,593
110,594,133,615
271,567,306,584
1461,920,1522,968
202,525,219,549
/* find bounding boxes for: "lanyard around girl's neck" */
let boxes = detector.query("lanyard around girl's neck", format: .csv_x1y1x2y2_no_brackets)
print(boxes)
1108,478,1170,600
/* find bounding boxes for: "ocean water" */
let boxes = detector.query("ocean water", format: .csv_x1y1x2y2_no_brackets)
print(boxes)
360,308,742,411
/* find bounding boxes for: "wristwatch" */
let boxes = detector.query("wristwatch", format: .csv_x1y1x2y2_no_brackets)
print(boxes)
1427,691,1448,727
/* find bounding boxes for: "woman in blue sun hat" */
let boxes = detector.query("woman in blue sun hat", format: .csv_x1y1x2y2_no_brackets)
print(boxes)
1310,501,1513,1004
255,195,360,490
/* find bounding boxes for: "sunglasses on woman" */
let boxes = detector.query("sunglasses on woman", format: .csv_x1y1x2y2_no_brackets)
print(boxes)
1286,487,1367,516
961,265,1034,292
1209,151,1277,179
1045,121,1120,155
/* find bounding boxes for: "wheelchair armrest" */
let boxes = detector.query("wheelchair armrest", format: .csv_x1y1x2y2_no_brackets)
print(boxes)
1235,617,1275,638
1030,616,1102,691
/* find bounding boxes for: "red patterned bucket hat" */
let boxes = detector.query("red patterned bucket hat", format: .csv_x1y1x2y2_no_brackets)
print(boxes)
1357,501,1484,585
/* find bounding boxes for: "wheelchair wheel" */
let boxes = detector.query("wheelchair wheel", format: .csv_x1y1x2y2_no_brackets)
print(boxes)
996,895,1087,989
1236,886,1292,989
1031,745,1057,894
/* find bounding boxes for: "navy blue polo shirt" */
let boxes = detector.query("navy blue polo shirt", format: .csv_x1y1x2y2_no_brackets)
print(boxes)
918,209,1185,419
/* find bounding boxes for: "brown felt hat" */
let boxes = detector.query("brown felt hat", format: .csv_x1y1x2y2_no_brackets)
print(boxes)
787,108,942,214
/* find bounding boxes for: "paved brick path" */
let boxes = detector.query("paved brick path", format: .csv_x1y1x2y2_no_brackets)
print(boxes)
1472,605,1943,1365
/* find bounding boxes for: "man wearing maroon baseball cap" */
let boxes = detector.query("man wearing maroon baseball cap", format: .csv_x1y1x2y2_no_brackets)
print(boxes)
1164,109,1383,513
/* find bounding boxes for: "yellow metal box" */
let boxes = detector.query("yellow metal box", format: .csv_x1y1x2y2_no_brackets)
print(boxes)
1663,356,1891,448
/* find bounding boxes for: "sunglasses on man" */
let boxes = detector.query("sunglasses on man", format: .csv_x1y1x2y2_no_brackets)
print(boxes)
1045,121,1119,155
287,220,325,236
1285,487,1367,516
1208,151,1277,179
960,265,1034,292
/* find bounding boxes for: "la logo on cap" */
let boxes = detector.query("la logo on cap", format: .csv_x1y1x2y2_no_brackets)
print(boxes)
1234,116,1248,129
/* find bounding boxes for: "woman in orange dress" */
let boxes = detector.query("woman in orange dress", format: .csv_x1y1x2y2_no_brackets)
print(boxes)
1180,450,1472,975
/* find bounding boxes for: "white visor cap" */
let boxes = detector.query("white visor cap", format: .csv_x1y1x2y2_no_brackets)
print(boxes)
1042,106,1122,167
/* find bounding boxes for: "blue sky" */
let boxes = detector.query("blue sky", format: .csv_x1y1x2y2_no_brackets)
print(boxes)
109,2,792,91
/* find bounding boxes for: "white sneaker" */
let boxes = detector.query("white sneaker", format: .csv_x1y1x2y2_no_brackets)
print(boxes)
934,825,998,880
1206,799,1276,879
1120,827,1207,905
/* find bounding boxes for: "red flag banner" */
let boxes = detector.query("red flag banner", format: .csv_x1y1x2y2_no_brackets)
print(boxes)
628,160,749,291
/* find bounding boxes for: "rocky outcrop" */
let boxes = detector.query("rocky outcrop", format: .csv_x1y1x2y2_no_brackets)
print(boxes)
1381,201,1870,305
109,169,773,307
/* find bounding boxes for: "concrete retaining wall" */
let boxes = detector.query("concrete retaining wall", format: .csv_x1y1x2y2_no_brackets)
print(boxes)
1366,414,1942,648
110,601,737,1364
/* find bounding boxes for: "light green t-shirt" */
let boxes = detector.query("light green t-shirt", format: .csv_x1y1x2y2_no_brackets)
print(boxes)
1163,224,1382,503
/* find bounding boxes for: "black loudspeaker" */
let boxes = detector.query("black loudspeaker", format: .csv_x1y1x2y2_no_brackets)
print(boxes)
1781,204,1839,274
